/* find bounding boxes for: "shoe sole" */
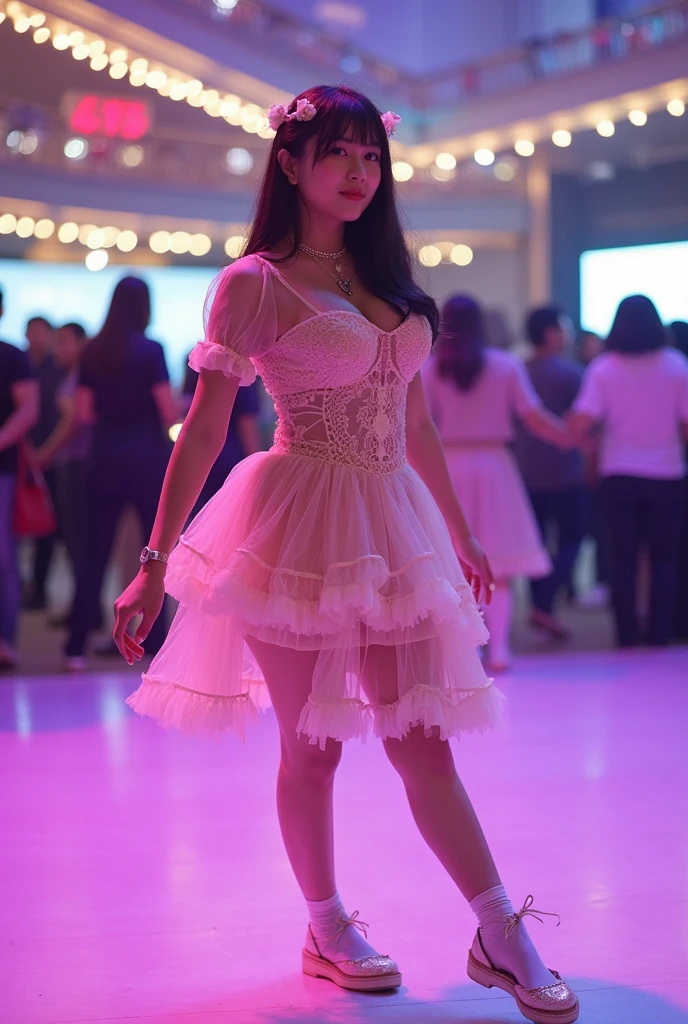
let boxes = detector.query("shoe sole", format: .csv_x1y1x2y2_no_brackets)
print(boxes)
302,948,401,992
467,951,579,1024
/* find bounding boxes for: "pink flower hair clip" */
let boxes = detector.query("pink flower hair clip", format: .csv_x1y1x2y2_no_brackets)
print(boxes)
268,98,318,131
380,111,401,137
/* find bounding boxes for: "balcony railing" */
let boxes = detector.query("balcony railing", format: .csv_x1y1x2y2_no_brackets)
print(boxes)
170,0,688,109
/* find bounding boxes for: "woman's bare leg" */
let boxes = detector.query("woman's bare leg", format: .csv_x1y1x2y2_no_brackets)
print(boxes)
482,578,512,670
361,644,554,988
244,635,383,962
245,636,340,901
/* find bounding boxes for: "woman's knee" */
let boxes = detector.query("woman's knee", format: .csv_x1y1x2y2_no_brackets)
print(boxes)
383,728,456,781
280,733,343,784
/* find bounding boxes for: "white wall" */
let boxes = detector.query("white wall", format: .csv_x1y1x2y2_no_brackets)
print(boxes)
419,245,530,347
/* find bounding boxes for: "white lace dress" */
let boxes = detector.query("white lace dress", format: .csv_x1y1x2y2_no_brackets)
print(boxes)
126,255,505,747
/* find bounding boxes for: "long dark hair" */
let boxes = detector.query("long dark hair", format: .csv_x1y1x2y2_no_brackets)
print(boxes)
606,294,666,355
435,295,486,391
244,84,439,338
83,276,151,376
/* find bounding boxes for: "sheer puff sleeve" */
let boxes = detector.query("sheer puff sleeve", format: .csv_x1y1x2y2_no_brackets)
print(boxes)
189,255,277,386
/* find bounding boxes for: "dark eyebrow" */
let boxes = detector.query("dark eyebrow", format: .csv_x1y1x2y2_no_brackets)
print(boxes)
338,136,381,148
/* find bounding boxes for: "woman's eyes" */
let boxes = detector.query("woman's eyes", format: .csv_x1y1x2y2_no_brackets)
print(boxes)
330,147,380,161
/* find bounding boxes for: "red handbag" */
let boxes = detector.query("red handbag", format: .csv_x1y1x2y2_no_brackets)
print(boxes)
12,443,57,539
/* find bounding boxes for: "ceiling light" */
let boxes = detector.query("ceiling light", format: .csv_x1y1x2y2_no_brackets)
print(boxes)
101,227,120,247
90,54,108,71
72,43,90,60
169,231,191,254
149,230,171,254
628,109,647,126
64,137,88,160
430,165,455,182
435,152,457,171
16,216,36,238
667,98,685,116
109,62,129,80
85,249,108,271
67,30,85,46
596,119,615,137
14,15,31,32
474,148,495,166
224,235,246,258
494,160,516,181
189,234,212,256
89,39,106,55
552,129,572,147
33,26,50,43
514,139,535,157
57,222,79,243
120,144,144,167
116,230,138,252
34,218,55,239
52,33,70,50
130,57,148,73
109,48,128,63
391,161,414,182
86,228,106,249
450,244,473,266
0,214,18,234
226,147,254,175
418,245,442,267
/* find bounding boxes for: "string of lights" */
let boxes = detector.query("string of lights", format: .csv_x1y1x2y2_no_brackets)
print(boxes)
0,0,277,138
0,207,485,270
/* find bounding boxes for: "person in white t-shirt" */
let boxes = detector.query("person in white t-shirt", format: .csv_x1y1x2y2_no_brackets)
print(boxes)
570,295,688,647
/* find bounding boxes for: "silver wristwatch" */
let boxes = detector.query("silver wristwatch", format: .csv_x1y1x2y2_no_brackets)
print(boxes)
140,546,169,565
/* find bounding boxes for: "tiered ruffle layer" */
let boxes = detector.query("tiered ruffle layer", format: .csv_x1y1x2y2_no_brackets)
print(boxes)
126,451,504,746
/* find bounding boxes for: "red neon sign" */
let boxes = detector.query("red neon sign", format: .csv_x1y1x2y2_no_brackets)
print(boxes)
68,95,151,140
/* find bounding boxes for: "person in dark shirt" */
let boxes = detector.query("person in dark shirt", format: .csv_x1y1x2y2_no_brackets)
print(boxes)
514,306,585,638
64,277,178,668
181,355,262,521
33,323,91,626
24,315,65,610
0,287,39,668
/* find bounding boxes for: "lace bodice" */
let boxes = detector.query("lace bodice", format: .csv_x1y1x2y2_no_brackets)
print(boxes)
255,311,431,474
189,254,433,475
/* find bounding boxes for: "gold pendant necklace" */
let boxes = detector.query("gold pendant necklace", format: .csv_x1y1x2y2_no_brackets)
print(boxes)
298,243,353,296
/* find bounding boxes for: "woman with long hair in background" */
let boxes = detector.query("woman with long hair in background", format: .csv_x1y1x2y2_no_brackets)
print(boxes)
64,277,178,668
422,295,574,670
571,295,688,648
114,86,578,1023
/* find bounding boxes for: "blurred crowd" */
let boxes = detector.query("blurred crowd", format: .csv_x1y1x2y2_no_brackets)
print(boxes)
0,278,263,671
0,276,687,673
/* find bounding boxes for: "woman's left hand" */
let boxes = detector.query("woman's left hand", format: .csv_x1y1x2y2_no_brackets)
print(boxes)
453,533,494,605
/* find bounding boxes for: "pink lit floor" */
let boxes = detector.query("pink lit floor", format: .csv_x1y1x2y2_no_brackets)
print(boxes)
2,647,687,1024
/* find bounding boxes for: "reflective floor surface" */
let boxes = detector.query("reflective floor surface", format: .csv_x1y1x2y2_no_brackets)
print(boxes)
1,647,687,1023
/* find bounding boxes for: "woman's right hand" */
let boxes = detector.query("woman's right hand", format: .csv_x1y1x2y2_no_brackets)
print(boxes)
113,567,166,665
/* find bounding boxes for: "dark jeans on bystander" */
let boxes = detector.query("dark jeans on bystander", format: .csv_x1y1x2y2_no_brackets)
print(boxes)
601,474,684,648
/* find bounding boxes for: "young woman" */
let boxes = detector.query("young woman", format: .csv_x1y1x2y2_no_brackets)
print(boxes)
422,296,573,670
64,278,178,668
571,295,688,648
116,86,579,1023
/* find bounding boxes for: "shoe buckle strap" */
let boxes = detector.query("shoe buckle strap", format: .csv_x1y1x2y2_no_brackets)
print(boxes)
504,895,561,940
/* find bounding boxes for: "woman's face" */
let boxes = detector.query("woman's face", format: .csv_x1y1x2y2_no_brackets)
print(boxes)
279,133,382,224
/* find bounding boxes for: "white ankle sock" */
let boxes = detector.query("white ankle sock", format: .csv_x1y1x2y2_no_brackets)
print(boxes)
305,892,380,964
469,884,555,990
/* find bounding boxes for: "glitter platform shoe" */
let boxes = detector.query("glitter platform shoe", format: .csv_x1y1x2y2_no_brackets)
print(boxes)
466,896,579,1024
302,912,402,992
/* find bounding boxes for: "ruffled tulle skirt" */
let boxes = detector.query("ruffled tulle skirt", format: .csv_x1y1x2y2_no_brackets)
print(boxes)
126,450,505,747
444,444,551,579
